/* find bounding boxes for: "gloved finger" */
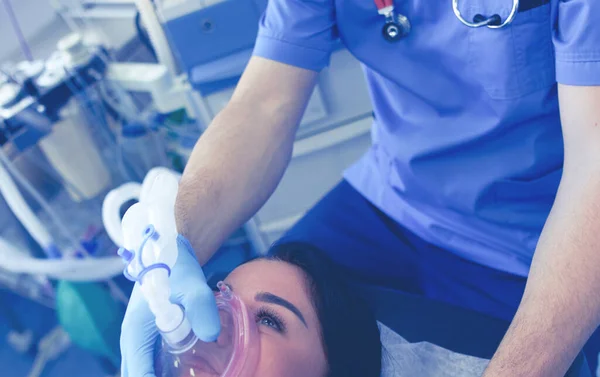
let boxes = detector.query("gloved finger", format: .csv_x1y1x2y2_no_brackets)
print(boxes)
180,282,221,342
120,288,160,377
121,358,127,377
120,336,157,377
170,235,221,342
120,318,159,377
170,236,204,282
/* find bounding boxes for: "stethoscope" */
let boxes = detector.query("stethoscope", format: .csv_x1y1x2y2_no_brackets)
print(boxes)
375,0,520,42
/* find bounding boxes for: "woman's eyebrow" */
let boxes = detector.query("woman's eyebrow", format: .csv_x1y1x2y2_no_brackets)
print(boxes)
255,292,308,328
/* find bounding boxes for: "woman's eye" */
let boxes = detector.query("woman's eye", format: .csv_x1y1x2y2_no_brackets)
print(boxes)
256,308,286,334
259,316,280,330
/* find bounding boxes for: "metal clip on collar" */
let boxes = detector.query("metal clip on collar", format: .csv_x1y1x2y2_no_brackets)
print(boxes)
452,0,520,29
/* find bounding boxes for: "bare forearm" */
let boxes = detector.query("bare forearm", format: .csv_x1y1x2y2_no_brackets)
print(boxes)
174,58,317,264
484,85,600,376
484,172,600,376
175,102,295,263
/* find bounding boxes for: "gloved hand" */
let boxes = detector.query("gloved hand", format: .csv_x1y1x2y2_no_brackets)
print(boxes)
120,235,221,377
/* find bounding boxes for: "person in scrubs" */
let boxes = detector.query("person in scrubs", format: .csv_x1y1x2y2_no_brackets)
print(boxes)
120,0,600,376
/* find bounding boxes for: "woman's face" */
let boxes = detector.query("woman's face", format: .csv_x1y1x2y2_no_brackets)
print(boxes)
223,259,327,377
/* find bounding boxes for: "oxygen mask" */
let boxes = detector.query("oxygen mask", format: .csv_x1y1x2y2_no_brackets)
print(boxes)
155,282,260,377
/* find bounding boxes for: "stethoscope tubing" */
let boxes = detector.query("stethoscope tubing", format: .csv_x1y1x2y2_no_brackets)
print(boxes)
452,0,520,28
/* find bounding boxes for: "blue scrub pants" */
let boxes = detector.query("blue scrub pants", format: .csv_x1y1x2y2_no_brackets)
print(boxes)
278,180,600,373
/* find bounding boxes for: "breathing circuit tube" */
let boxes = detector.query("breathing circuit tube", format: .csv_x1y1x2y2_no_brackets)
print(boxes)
0,237,123,282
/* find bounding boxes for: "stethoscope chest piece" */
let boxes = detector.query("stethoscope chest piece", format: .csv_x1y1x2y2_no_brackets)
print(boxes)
374,0,411,42
382,13,411,42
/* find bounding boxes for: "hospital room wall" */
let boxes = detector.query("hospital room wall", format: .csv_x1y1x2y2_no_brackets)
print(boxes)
0,0,139,63
0,0,62,62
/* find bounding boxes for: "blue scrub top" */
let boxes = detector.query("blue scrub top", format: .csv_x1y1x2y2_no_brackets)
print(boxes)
252,0,600,276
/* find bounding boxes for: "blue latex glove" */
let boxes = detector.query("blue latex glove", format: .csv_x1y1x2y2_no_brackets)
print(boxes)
120,235,221,377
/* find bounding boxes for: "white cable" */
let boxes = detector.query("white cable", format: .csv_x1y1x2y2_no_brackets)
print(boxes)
0,147,129,301
0,158,54,250
0,237,124,282
0,148,78,256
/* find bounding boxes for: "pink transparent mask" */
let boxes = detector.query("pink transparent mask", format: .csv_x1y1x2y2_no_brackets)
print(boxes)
155,282,260,377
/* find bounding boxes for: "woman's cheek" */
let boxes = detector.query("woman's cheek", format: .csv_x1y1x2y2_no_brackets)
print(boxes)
251,335,325,377
251,336,289,377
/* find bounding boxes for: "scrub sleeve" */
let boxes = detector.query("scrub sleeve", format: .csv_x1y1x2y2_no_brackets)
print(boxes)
252,0,337,72
553,0,600,85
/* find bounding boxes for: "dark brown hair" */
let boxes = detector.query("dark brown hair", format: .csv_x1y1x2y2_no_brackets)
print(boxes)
268,242,382,377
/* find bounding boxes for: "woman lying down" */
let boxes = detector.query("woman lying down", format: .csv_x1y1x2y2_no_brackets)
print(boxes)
157,242,489,377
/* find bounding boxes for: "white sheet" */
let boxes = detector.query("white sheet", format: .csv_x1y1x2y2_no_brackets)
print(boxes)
380,323,489,377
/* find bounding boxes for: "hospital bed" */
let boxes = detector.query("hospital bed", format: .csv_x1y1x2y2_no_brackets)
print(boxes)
357,285,591,377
